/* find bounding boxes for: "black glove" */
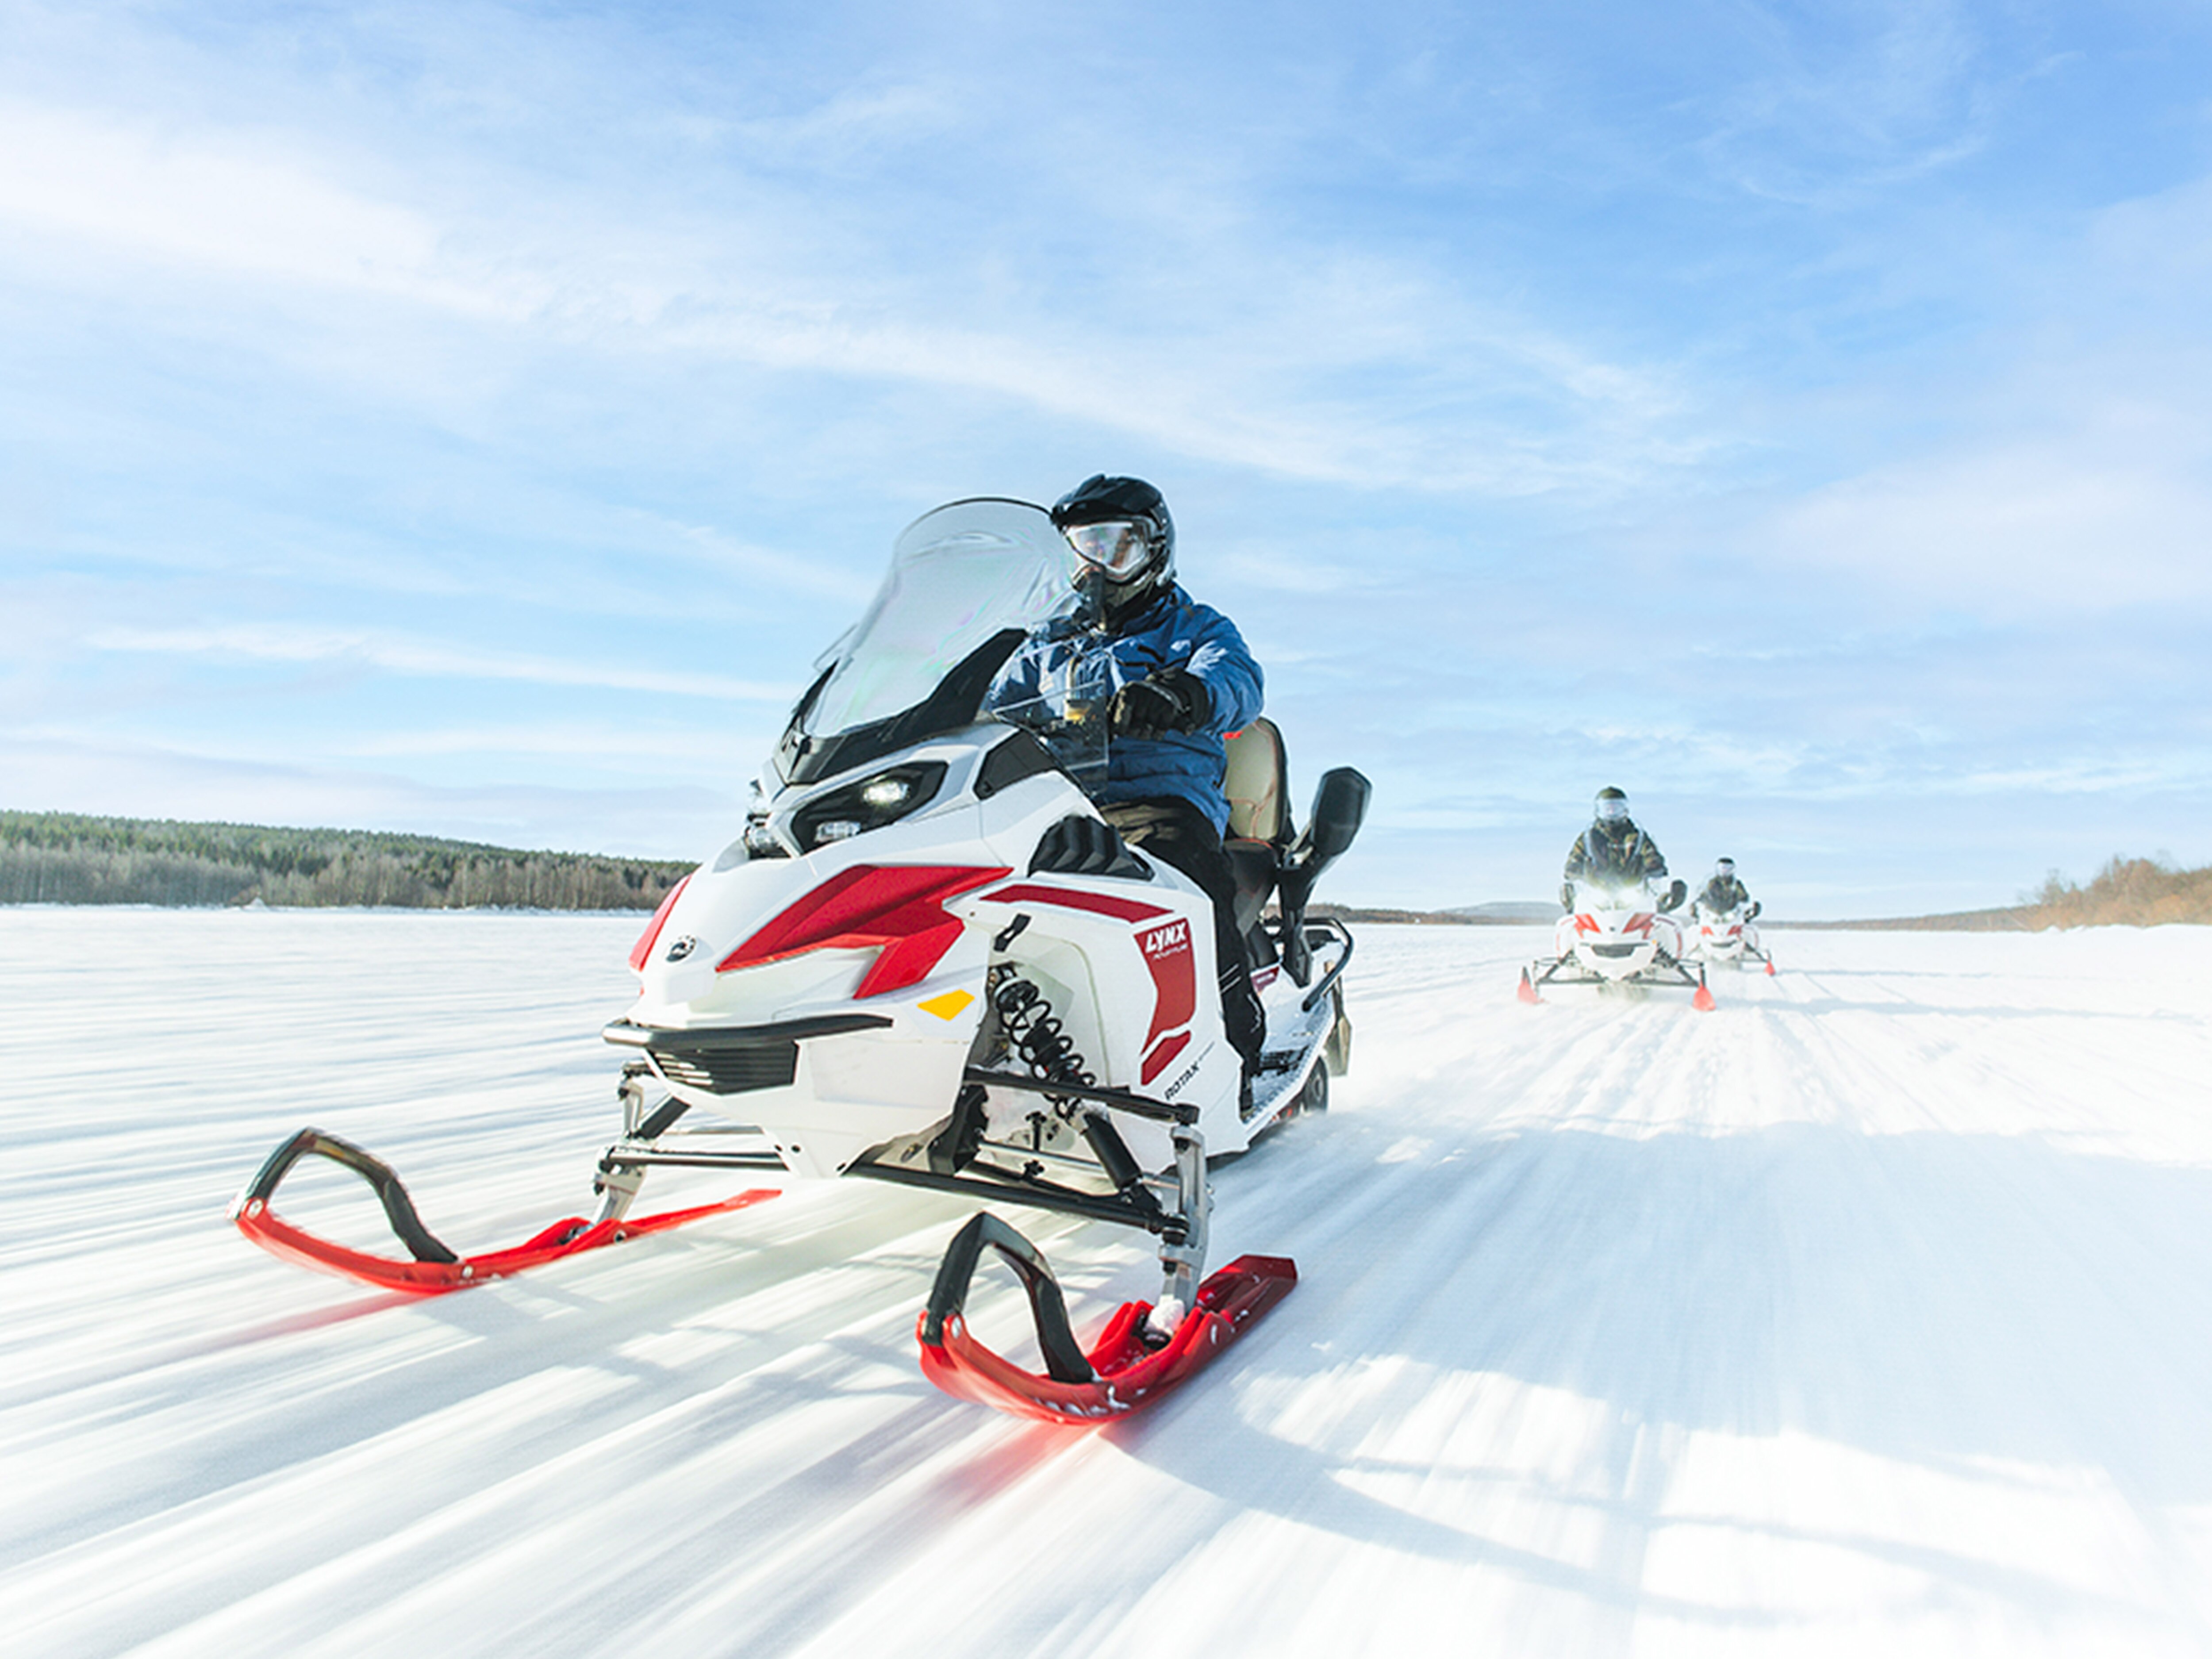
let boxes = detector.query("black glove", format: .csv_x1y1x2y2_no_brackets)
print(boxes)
1560,882,1575,911
1746,900,1761,920
1108,670,1210,740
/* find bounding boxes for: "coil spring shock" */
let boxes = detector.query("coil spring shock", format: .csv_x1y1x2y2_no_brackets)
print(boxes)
991,974,1095,1096
987,971,1165,1222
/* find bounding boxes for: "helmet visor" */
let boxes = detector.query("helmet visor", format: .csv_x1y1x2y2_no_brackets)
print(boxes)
1063,520,1153,578
1716,859,1735,877
1594,795,1630,823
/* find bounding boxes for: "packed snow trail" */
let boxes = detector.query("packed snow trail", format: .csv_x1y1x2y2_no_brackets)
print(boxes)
3,909,2210,1657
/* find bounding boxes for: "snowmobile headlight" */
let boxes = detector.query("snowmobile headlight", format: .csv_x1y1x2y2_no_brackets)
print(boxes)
860,776,912,809
791,761,948,851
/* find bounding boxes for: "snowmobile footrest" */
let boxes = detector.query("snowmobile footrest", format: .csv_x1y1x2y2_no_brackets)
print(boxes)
918,1212,1297,1424
231,1126,779,1294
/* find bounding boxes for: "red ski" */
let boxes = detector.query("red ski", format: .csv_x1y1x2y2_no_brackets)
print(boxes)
915,1213,1296,1424
232,1126,777,1294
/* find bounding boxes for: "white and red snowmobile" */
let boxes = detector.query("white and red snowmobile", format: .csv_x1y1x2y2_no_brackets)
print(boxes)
1517,876,1716,1010
1686,903,1775,975
234,498,1369,1424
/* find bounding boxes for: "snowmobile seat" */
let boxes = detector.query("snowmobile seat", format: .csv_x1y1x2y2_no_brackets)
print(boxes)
1222,719,1291,953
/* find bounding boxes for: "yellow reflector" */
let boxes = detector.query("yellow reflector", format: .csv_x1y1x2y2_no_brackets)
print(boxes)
918,989,975,1021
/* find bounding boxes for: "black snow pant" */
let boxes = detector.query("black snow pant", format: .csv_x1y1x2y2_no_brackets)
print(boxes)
1101,798,1267,1076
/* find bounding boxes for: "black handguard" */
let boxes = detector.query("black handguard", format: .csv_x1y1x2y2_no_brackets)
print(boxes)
1108,669,1210,740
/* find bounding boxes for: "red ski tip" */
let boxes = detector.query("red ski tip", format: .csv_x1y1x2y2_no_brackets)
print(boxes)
1766,960,1777,976
1693,979,1717,1012
1517,969,1541,1005
918,1253,1298,1425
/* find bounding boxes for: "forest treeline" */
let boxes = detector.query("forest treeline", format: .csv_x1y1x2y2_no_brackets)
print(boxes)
0,811,693,910
1815,856,2212,930
2020,856,2212,927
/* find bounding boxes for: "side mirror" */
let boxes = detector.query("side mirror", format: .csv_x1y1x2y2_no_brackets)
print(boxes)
1273,767,1372,988
1299,767,1371,872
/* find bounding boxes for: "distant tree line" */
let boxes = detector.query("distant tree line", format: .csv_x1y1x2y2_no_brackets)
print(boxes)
2020,856,2212,928
1807,854,2212,931
0,811,694,910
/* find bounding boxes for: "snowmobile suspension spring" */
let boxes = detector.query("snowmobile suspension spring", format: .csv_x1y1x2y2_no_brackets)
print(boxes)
992,976,1095,1097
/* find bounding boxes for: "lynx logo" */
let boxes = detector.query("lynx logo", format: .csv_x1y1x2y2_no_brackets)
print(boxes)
664,935,699,963
1139,916,1196,1051
1140,919,1190,958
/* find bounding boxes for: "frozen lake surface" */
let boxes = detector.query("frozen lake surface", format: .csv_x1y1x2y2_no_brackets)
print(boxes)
4,909,2210,1657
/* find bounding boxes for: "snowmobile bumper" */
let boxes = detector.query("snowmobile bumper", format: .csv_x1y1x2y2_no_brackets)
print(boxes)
915,1212,1296,1424
231,1126,777,1294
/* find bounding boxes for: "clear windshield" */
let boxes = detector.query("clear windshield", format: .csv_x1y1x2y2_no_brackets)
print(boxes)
802,499,1079,739
1571,877,1659,911
985,649,1115,792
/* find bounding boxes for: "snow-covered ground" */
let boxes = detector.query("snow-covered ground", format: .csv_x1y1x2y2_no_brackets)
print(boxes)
4,909,2211,1658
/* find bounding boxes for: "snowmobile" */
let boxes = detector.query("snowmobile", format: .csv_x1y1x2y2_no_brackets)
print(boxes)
234,498,1370,1424
1686,903,1775,975
1517,876,1715,1009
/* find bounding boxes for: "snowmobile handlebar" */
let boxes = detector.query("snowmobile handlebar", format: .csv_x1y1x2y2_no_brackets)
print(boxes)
234,1127,461,1266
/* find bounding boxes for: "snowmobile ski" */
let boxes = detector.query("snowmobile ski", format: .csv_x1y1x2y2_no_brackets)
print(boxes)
231,1126,778,1294
916,1212,1296,1424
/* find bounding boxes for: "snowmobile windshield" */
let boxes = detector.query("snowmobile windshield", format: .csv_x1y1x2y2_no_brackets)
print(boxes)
776,499,1082,785
983,631,1115,794
1571,878,1652,911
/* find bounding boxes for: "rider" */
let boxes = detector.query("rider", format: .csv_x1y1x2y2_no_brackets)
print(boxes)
1697,858,1759,919
1561,786,1676,909
992,474,1267,1082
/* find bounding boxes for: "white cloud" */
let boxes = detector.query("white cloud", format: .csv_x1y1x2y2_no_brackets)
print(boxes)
1763,442,2212,614
0,80,1702,499
84,623,796,702
339,722,770,762
0,100,499,309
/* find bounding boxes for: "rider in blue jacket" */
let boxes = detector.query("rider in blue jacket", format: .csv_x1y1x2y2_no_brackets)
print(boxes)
992,476,1267,1078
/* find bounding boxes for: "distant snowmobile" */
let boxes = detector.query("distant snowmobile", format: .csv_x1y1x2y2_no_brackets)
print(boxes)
234,499,1370,1425
1686,903,1775,975
1519,876,1715,1009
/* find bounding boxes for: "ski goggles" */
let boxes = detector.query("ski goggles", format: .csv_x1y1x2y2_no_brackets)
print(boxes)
1062,520,1155,577
1595,796,1630,822
1716,860,1735,876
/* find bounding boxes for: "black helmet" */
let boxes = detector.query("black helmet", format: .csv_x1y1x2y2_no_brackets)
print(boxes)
1594,786,1630,825
1050,474,1175,629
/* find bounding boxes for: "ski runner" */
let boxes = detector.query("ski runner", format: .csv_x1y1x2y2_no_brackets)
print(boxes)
991,474,1268,1090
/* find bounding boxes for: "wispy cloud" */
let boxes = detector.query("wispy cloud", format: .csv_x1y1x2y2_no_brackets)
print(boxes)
85,624,796,702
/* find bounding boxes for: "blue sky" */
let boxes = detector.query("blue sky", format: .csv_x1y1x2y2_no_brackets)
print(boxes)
4,0,2209,916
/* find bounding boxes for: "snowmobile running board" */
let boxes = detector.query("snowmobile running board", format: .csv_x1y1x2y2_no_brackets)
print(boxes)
916,1212,1297,1424
231,1127,778,1294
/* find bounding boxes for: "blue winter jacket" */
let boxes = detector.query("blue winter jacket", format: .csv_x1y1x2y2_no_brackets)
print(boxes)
990,584,1263,833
